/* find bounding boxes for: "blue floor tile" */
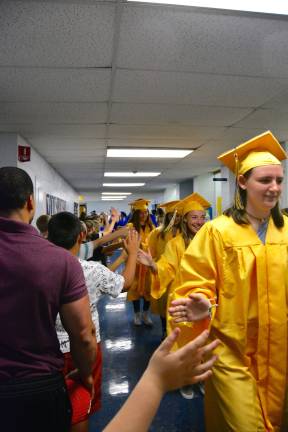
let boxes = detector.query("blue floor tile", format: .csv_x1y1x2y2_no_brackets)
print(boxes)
89,293,205,432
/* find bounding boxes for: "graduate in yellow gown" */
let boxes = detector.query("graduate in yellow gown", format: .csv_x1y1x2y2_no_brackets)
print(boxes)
147,200,181,338
127,199,156,326
138,193,211,347
169,131,288,432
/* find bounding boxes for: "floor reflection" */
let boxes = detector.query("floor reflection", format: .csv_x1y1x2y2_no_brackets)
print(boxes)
105,338,133,352
89,293,205,432
108,380,129,396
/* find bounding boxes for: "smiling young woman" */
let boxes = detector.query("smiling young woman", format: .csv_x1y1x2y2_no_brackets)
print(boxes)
169,131,288,432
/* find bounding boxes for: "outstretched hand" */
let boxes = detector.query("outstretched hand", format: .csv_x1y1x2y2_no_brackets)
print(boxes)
137,249,153,266
123,230,140,255
169,293,212,322
145,328,220,393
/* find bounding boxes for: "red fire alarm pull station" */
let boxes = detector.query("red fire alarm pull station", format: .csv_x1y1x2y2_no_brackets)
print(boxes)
18,146,31,162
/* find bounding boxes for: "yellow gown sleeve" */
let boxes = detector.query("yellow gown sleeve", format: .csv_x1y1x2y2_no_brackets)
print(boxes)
147,228,159,259
151,236,183,300
175,222,221,301
169,223,221,348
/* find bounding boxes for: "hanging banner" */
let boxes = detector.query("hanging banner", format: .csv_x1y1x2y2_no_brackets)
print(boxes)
18,146,31,162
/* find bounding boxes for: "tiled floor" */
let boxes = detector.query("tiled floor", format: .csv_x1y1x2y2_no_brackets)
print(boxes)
89,292,205,432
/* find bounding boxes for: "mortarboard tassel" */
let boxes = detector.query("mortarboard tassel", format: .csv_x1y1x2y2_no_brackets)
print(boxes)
234,153,245,210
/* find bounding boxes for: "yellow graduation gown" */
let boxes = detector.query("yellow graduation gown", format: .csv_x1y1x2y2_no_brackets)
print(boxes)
173,214,288,432
151,234,185,301
148,227,179,316
127,224,154,302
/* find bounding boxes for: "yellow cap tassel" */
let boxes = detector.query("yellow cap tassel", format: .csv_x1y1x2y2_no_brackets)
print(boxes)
163,209,178,233
234,153,245,210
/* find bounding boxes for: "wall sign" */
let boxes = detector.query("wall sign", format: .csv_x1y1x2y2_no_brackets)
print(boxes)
18,146,31,162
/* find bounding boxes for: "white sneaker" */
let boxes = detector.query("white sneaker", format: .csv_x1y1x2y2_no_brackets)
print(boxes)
142,311,153,326
180,386,196,400
134,312,142,326
198,382,205,396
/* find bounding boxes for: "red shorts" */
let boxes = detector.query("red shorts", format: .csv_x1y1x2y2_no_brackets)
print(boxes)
62,342,102,425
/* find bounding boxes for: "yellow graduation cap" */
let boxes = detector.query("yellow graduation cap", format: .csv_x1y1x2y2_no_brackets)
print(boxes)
178,193,211,216
129,198,150,212
218,130,286,176
158,200,181,214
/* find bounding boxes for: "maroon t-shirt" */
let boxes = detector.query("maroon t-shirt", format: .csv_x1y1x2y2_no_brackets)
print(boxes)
0,217,87,382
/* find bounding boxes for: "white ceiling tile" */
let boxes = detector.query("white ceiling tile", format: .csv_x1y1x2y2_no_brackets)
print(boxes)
234,109,288,130
0,68,110,101
107,138,195,148
113,70,288,107
44,150,105,164
27,137,107,149
207,127,288,146
119,5,288,78
0,102,108,123
111,103,252,126
0,1,114,67
262,91,288,110
0,124,107,138
105,159,176,171
108,124,225,141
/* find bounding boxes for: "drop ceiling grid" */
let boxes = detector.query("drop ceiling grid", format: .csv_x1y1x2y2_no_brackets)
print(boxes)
1,1,288,193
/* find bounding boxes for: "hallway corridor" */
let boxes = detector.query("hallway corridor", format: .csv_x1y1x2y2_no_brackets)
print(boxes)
89,292,205,432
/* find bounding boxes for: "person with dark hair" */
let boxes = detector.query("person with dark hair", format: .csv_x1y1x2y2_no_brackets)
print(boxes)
127,199,156,326
0,167,96,432
48,211,82,249
36,214,51,238
48,211,139,432
0,166,34,215
169,131,288,431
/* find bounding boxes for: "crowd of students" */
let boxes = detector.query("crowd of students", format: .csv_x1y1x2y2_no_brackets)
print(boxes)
1,129,288,431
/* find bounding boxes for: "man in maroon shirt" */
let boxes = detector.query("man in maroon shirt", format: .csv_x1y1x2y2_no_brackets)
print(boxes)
0,167,97,432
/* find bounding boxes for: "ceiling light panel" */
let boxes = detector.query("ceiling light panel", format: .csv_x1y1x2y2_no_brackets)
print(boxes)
101,196,127,199
104,172,161,177
102,192,132,195
106,149,193,158
101,198,124,201
103,183,145,187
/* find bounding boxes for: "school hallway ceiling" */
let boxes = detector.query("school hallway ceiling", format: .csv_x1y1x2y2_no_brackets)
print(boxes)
1,0,288,194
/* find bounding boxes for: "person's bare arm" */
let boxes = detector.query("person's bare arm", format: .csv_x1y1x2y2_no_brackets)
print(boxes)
121,230,140,289
92,226,129,249
102,241,124,256
103,329,219,432
60,295,97,394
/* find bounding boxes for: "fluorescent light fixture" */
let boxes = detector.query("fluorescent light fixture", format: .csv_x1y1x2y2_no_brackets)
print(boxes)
101,198,124,201
103,183,145,187
127,0,288,15
101,196,127,199
102,192,132,195
104,172,161,177
107,148,192,159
